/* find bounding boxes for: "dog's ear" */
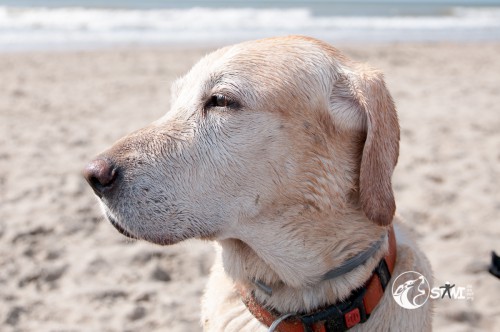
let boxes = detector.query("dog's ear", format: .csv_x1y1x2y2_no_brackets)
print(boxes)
330,66,400,226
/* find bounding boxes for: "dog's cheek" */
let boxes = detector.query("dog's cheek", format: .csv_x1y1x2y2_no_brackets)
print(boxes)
190,114,284,219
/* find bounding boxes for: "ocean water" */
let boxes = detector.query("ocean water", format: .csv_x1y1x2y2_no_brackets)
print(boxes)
1,1,500,50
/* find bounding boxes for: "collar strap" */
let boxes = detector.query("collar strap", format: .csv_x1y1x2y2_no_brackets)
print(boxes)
322,232,387,281
238,226,397,332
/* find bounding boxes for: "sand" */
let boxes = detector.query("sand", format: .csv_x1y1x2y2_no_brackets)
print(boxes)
1,43,499,331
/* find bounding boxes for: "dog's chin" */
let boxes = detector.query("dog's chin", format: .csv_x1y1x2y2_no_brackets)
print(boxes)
105,213,138,240
140,231,217,246
103,207,217,245
104,212,185,246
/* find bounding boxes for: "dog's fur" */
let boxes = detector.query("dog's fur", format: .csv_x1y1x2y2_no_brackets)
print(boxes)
86,36,433,331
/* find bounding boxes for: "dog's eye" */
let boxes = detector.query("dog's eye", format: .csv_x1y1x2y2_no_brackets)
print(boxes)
206,94,237,109
216,95,229,107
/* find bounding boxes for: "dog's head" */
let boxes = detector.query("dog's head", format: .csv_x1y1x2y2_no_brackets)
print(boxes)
83,36,399,246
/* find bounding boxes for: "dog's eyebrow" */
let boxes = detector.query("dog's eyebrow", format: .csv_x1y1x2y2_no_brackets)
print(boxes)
203,73,250,106
205,73,237,92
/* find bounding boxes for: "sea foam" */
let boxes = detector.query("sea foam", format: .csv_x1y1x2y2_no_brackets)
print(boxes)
1,6,500,50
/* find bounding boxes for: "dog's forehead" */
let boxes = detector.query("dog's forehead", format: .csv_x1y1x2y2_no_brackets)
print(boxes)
199,37,337,80
172,37,341,111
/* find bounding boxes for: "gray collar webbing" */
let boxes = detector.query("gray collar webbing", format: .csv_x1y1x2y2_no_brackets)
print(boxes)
321,233,387,281
253,232,387,296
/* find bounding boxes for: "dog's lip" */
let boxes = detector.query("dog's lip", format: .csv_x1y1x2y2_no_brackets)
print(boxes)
105,213,137,240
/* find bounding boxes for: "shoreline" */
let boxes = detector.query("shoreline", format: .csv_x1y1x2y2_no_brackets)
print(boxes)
1,38,500,54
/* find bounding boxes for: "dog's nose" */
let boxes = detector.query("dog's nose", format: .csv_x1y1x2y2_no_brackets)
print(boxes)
83,158,118,197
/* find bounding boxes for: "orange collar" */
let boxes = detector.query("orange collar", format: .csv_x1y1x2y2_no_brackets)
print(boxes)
238,226,397,332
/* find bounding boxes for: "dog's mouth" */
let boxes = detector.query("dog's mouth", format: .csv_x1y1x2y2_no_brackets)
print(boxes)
105,212,137,240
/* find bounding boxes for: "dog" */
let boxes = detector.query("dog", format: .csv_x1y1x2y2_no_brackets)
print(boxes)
83,36,433,331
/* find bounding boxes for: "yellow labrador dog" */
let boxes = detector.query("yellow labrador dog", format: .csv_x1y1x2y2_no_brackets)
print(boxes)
84,36,432,331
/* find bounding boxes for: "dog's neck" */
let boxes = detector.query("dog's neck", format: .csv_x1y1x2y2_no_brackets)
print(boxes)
254,230,387,297
218,209,389,314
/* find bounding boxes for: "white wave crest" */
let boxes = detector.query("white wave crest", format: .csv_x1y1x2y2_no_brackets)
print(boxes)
1,6,500,49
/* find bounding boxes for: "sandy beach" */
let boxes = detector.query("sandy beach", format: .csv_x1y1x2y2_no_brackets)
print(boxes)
1,42,499,331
